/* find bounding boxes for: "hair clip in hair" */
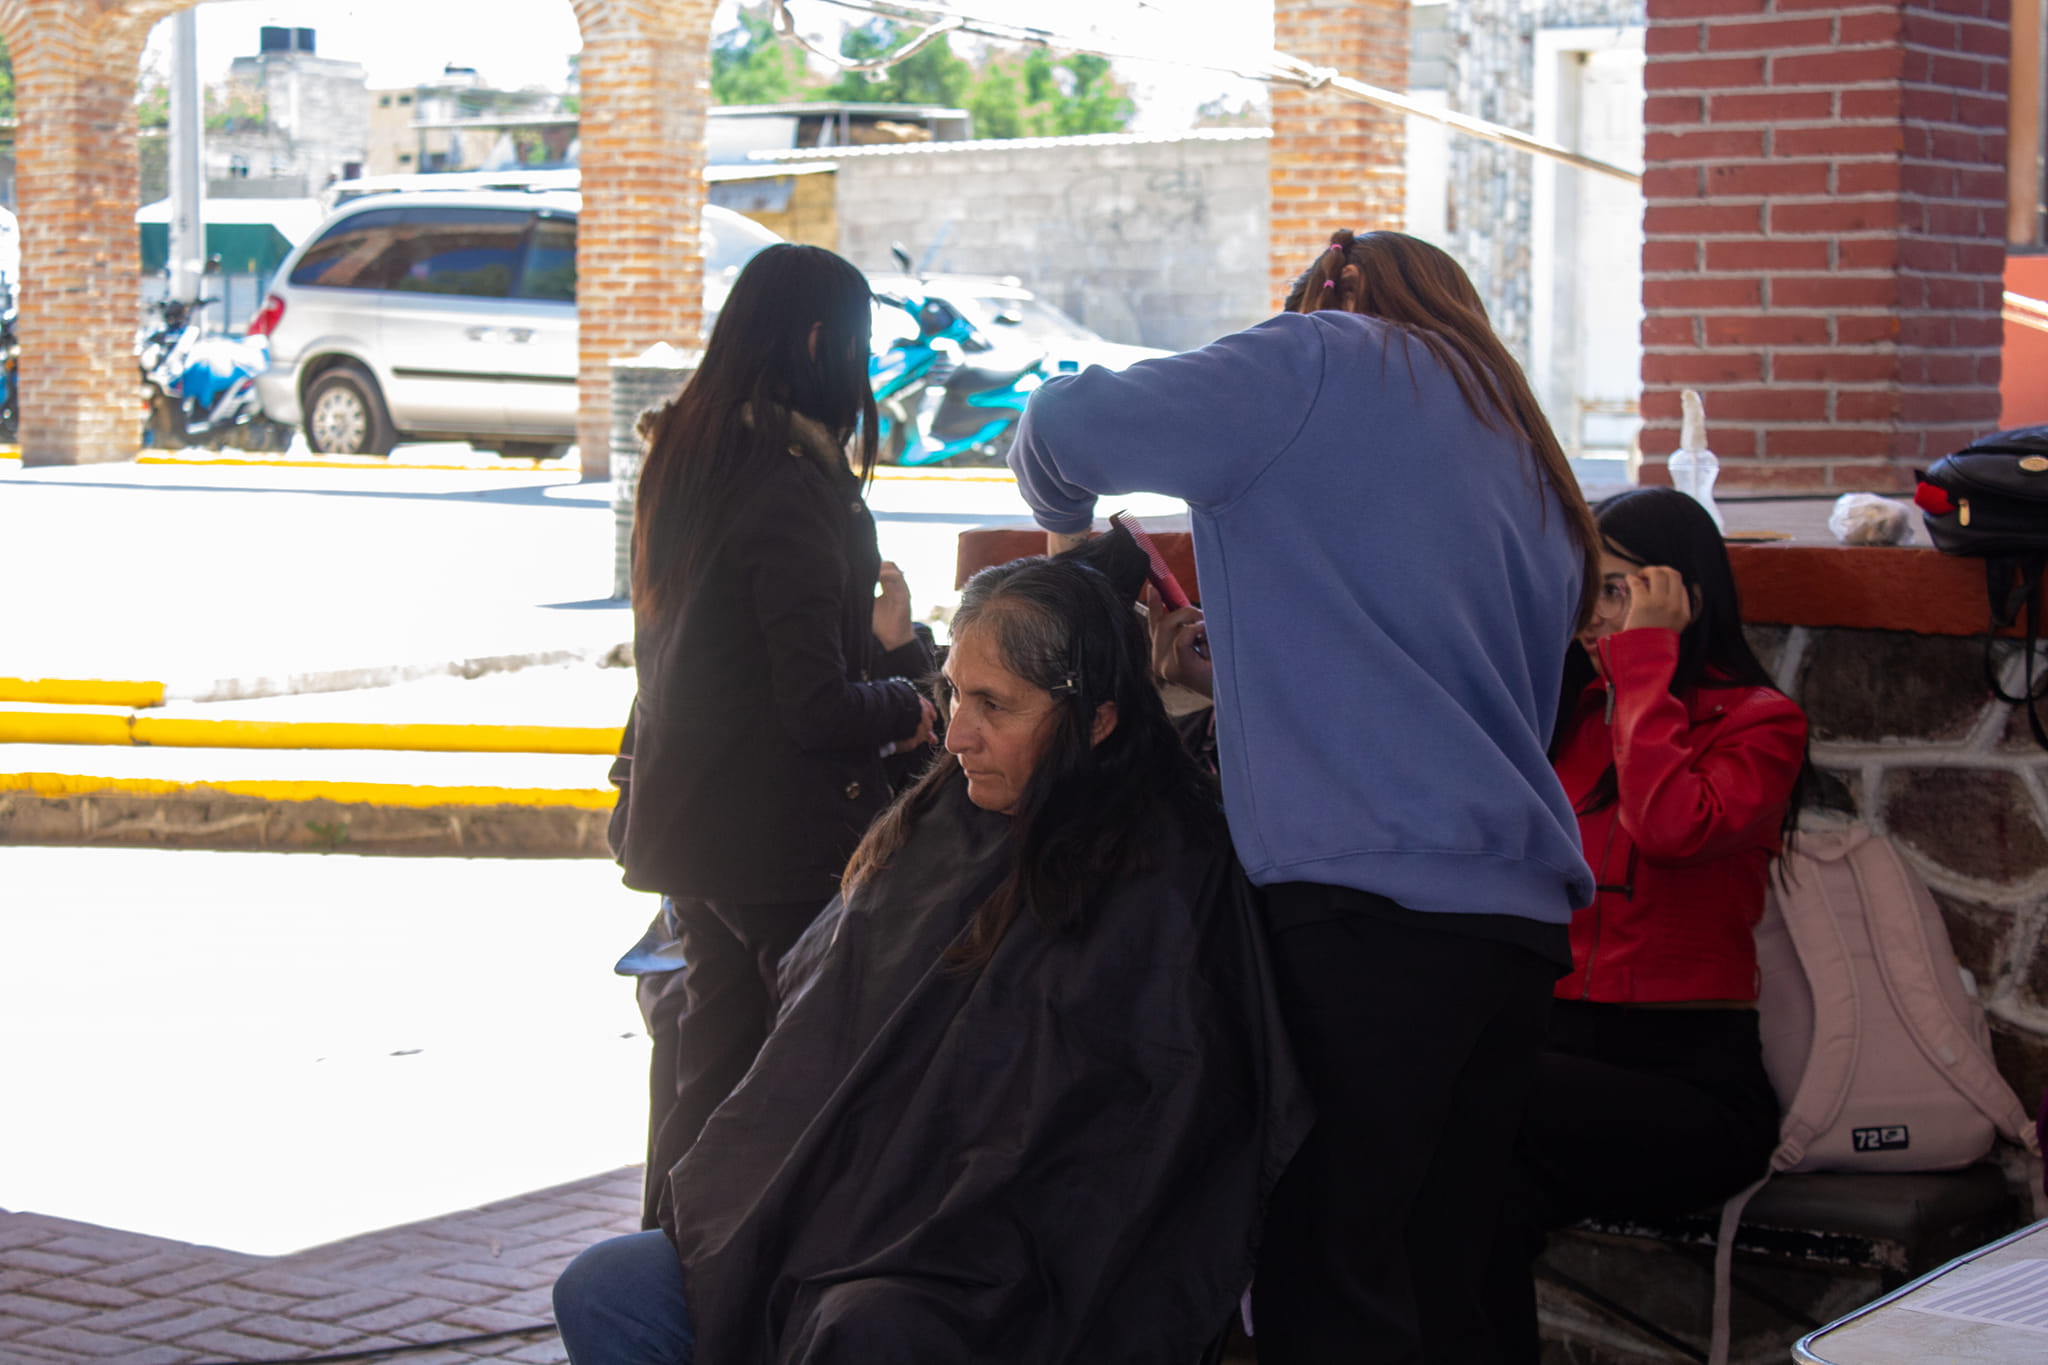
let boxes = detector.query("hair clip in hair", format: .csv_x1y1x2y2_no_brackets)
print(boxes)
1050,674,1080,698
1327,242,1346,255
1322,279,1336,290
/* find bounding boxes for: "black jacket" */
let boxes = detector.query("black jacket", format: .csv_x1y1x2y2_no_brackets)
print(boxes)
612,415,930,904
663,774,1312,1364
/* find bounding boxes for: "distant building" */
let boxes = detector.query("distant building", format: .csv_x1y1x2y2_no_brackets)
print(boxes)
367,67,572,176
212,26,368,197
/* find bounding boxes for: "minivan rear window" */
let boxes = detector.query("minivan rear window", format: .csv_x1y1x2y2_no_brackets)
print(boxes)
391,207,526,298
519,215,576,302
288,208,410,290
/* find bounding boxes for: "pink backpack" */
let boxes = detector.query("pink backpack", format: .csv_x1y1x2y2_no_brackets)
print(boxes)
1705,825,2037,1364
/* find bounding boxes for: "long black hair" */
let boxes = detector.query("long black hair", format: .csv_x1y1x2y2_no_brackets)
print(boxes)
631,243,879,617
843,555,1224,969
1556,486,1812,846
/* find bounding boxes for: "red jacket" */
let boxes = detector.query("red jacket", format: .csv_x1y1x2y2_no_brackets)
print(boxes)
1551,629,1808,1004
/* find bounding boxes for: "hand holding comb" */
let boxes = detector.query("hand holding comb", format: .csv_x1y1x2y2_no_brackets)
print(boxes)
1109,511,1189,611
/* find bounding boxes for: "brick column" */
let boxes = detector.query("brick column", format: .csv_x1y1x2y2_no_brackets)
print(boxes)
1269,0,1408,309
2,0,172,466
1641,0,2009,493
571,0,714,480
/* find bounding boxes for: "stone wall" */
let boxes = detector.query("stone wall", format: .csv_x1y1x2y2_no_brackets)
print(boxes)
825,130,1273,353
1755,622,2048,1109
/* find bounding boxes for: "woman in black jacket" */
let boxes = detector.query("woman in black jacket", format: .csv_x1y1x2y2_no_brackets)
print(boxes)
611,243,935,1228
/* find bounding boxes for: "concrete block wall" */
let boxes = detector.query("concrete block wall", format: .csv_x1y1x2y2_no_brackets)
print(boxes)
1269,0,1408,309
1640,0,2009,491
829,130,1273,352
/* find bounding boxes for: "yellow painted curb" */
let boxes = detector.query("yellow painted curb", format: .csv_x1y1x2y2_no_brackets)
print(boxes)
0,677,167,708
872,465,1015,484
0,711,622,754
134,453,569,473
2,771,613,810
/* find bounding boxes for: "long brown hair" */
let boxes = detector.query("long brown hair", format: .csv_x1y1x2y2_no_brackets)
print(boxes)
1293,229,1600,628
631,243,879,618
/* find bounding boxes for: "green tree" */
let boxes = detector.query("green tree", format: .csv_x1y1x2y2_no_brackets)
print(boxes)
965,49,1135,140
817,21,971,107
0,37,15,123
713,5,807,104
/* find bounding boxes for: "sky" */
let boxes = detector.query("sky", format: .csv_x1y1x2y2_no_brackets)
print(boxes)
142,0,1277,133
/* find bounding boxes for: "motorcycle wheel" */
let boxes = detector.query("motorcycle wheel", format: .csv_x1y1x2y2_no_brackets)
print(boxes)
145,388,187,450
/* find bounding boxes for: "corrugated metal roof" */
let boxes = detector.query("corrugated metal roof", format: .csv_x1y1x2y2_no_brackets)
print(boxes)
744,126,1272,162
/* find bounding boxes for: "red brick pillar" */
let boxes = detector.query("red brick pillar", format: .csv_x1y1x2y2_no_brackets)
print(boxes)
571,0,715,480
1641,0,2009,492
4,1,159,467
1269,0,1409,309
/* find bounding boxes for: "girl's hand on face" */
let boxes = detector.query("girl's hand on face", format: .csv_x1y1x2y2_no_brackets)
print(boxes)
1623,565,1693,633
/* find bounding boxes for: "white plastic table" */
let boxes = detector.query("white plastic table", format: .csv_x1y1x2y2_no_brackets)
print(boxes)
1796,1217,2048,1364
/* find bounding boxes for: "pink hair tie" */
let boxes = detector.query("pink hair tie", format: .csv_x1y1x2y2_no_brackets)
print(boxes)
1322,279,1336,290
1327,242,1345,255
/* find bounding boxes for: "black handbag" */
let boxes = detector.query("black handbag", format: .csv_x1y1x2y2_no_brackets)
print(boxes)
1916,424,2048,748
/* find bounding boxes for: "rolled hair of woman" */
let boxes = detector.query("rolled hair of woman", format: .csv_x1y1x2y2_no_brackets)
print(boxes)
1294,228,1600,629
1558,485,1814,845
631,243,880,616
846,556,1222,968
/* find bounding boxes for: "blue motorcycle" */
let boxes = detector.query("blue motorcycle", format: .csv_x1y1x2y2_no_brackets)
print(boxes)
138,293,293,453
871,253,1048,468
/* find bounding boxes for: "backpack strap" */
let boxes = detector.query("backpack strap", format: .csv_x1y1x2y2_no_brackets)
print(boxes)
1768,850,1864,1171
1707,1176,1769,1365
1857,840,2040,1151
1983,553,2048,750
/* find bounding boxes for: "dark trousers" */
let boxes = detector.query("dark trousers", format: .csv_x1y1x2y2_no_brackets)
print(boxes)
1482,1000,1781,1364
638,895,829,1230
1252,898,1561,1365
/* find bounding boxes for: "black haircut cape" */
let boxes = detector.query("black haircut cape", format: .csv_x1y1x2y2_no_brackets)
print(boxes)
660,776,1311,1363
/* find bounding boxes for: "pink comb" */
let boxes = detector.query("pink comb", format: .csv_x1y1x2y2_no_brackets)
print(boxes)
1110,511,1189,611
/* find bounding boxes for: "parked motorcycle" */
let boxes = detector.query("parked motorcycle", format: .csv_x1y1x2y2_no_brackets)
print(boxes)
871,248,1047,467
138,292,294,453
0,304,18,442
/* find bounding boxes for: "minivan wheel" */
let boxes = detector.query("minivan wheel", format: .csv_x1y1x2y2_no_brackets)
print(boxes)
304,365,395,456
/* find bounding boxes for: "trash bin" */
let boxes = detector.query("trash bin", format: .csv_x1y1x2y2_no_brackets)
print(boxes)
610,345,701,601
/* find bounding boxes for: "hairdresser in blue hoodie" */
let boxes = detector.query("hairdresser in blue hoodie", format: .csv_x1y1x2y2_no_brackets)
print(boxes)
1009,229,1600,1364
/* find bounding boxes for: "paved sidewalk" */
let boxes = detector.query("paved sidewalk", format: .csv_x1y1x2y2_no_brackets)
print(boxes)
0,1167,641,1364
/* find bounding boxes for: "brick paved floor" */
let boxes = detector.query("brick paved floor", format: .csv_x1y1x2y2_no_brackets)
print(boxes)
0,1166,642,1364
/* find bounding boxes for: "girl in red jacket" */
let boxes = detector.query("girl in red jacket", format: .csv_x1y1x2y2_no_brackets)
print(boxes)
1485,486,1812,1362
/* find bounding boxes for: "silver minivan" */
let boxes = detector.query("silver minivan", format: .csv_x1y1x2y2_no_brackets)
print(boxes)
251,190,782,457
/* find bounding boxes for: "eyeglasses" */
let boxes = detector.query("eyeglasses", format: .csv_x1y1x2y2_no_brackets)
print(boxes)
1593,576,1632,621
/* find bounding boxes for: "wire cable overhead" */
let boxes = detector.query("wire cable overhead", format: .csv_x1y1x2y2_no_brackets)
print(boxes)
770,0,1644,185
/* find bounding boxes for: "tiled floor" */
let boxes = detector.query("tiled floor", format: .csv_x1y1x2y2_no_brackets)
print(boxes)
0,1166,642,1363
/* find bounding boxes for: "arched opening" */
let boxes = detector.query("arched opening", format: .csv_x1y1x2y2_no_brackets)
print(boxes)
6,0,714,473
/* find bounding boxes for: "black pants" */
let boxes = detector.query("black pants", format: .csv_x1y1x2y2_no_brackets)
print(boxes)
1252,894,1562,1365
637,894,829,1230
1482,1000,1781,1364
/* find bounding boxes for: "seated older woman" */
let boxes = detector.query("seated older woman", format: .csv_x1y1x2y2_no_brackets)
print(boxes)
553,554,1308,1365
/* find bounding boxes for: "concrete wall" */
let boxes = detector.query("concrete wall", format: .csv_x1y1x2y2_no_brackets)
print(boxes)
828,129,1272,353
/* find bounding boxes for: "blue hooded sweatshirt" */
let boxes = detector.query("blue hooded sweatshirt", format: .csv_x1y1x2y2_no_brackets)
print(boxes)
1008,309,1596,925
